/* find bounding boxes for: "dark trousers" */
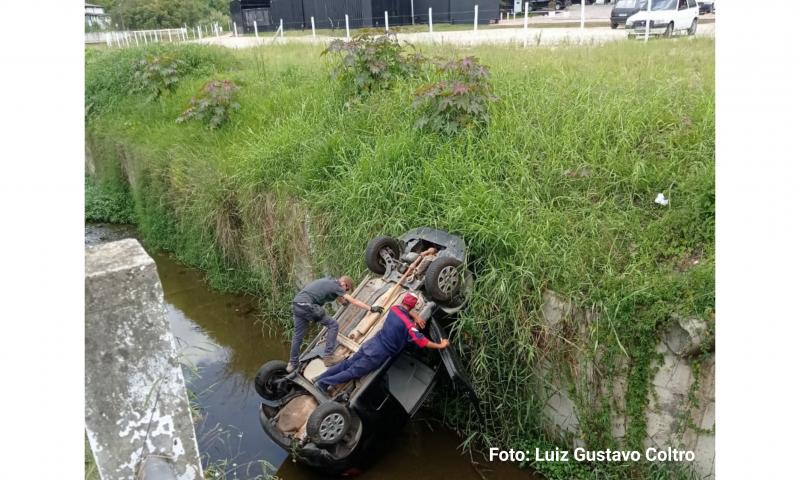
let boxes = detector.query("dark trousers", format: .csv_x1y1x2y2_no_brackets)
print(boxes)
290,303,338,366
315,350,387,390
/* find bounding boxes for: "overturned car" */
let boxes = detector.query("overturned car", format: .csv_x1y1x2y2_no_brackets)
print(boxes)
254,228,480,474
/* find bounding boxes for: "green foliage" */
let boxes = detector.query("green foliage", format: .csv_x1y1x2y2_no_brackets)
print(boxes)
133,54,184,100
323,32,425,96
413,56,498,135
177,79,241,128
86,44,237,115
95,0,229,30
85,176,136,224
86,41,715,478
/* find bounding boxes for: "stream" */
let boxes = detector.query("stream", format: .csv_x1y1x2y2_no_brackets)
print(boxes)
86,223,535,480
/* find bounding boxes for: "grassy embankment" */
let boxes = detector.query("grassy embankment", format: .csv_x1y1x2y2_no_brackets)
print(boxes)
86,38,714,479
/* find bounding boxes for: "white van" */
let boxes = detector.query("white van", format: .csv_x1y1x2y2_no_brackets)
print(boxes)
626,0,700,37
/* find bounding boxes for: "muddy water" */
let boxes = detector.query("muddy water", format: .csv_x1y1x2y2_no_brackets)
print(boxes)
86,223,535,480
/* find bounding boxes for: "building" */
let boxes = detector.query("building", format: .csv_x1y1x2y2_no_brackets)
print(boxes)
230,0,500,33
85,3,111,30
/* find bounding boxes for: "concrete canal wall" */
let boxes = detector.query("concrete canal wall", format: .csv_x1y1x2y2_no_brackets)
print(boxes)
85,239,203,480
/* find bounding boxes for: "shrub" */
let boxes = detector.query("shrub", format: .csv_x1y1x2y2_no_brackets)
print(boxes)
177,79,240,129
132,54,184,100
413,56,498,135
85,176,136,224
323,32,425,96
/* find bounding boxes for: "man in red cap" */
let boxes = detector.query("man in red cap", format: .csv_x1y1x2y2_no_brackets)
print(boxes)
314,293,449,392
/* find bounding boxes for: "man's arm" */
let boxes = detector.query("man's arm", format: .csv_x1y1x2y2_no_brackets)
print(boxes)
338,294,383,313
409,311,449,350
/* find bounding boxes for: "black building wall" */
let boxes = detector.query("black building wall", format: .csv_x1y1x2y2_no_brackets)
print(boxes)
370,0,413,27
302,0,373,29
271,0,307,29
414,0,451,24
450,0,499,24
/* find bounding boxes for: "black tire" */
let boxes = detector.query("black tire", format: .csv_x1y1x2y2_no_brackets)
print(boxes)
664,22,673,38
688,18,697,36
424,256,463,303
254,360,290,401
307,402,351,446
364,236,402,275
611,22,618,30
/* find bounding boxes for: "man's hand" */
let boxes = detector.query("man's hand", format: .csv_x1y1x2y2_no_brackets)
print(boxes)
370,305,384,314
438,339,450,349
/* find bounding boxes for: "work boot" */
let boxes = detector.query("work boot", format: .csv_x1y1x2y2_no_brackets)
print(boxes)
286,363,297,373
322,355,339,367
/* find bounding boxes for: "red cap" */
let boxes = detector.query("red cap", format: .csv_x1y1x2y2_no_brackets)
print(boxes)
401,294,418,310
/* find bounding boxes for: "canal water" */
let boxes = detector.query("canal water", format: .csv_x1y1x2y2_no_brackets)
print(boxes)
86,223,536,480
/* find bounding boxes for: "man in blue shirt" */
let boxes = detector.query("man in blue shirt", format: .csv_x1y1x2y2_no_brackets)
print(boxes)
314,293,449,392
289,276,384,372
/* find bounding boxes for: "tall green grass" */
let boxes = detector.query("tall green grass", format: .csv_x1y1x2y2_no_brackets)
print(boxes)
86,39,714,478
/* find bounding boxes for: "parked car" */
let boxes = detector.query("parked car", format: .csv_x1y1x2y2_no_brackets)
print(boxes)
255,228,479,474
610,0,646,29
529,0,573,11
626,0,699,38
698,1,714,14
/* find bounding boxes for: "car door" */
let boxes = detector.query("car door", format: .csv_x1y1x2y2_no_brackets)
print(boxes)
677,0,691,29
429,319,484,422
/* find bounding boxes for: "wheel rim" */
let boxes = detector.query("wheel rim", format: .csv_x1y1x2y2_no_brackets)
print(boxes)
319,413,346,441
437,266,459,295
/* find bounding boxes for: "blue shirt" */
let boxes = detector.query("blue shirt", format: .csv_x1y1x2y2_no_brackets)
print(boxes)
361,305,429,358
293,277,345,305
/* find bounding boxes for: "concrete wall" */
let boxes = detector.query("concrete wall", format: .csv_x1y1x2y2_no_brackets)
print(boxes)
538,290,715,478
85,239,203,480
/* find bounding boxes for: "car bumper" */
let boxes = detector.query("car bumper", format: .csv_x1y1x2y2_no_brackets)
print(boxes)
627,23,670,36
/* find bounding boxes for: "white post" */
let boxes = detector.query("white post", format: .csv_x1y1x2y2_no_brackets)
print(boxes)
134,31,139,46
143,31,148,45
581,0,586,31
345,14,350,39
524,2,529,31
254,21,258,38
125,32,130,47
385,11,389,32
168,29,172,42
115,32,121,47
474,5,478,32
280,19,284,37
411,0,415,24
234,22,238,37
428,7,433,33
645,0,652,42
198,25,202,40
311,16,316,38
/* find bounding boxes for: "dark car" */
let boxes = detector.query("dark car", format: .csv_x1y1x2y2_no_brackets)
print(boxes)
698,1,714,14
254,228,479,475
611,0,647,29
529,0,574,11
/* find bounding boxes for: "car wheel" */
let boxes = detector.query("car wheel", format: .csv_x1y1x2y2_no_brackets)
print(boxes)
611,22,618,30
254,360,290,401
688,18,697,36
364,235,402,275
307,402,351,446
664,22,673,38
424,256,463,303
555,1,564,10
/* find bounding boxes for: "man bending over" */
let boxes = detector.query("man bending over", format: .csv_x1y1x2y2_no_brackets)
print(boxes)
289,276,383,372
314,293,449,392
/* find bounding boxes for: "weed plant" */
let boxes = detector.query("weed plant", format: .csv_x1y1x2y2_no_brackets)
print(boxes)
86,39,715,479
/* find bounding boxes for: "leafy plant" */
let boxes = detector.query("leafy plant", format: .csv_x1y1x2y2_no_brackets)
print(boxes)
413,56,498,135
132,54,184,100
177,79,240,129
323,32,425,96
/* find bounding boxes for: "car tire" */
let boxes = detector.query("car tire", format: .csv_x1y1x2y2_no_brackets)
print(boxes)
555,1,564,10
664,22,673,38
424,256,463,303
307,402,351,446
688,18,697,36
364,235,402,275
611,22,618,30
254,360,290,401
